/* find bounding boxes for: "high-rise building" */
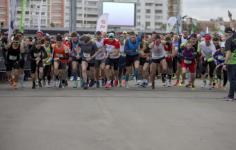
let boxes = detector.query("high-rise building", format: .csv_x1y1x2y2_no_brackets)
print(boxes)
168,0,182,17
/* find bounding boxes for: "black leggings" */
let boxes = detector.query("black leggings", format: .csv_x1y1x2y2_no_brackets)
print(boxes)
201,61,216,78
43,65,52,81
216,65,228,86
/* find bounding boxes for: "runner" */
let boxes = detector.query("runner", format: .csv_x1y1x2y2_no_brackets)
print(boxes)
163,36,175,87
181,41,197,88
43,36,53,87
123,32,141,88
5,37,21,89
213,36,226,88
52,34,70,88
199,34,217,89
104,33,121,89
149,34,167,89
30,40,47,89
139,34,151,88
79,34,98,90
94,31,106,88
174,31,189,86
70,32,81,88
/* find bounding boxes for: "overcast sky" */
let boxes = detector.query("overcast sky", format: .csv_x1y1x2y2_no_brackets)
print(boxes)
182,0,236,21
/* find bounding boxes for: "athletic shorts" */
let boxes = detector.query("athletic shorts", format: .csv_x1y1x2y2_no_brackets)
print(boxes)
95,59,106,68
72,57,82,64
6,61,20,71
126,54,139,67
181,60,196,73
105,57,120,71
31,60,43,73
140,57,150,66
151,57,165,64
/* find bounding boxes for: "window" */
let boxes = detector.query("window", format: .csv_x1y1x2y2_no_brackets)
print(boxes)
146,9,151,13
145,3,152,6
146,15,151,19
76,20,83,23
145,22,150,27
155,3,162,6
155,16,162,20
155,10,162,14
155,22,162,26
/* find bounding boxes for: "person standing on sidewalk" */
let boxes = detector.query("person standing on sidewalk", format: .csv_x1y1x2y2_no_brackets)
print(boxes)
223,27,236,101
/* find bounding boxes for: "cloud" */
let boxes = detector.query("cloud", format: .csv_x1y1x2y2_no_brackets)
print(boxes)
182,0,236,20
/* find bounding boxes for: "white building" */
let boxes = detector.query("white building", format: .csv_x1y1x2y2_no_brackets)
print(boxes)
135,0,168,32
64,0,101,29
3,0,181,32
15,0,49,28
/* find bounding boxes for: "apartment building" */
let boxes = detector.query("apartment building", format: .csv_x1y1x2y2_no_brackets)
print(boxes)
0,0,182,32
135,0,168,32
64,0,100,29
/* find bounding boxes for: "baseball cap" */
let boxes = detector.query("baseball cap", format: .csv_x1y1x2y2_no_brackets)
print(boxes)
204,34,212,41
108,33,115,38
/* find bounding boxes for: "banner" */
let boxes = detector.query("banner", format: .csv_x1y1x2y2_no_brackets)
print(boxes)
19,0,27,33
96,13,109,33
166,17,177,33
8,0,17,40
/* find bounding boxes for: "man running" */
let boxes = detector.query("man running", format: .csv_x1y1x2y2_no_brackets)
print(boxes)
104,33,121,89
52,34,70,88
30,40,47,89
199,34,217,89
123,32,141,88
79,35,98,89
70,32,81,88
94,31,106,88
149,34,167,89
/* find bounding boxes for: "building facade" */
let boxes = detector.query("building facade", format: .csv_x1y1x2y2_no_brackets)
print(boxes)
0,0,182,32
0,0,8,28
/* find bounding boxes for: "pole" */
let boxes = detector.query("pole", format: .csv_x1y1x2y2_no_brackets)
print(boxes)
69,0,77,33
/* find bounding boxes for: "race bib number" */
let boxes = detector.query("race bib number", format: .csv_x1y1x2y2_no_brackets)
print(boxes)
106,45,115,53
65,49,69,53
9,55,17,61
83,53,91,58
56,54,64,58
217,55,225,61
184,59,192,64
34,53,40,57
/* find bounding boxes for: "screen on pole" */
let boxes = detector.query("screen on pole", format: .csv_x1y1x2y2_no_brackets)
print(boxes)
102,2,135,26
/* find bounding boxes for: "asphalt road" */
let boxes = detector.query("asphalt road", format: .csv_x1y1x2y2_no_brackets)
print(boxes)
0,81,235,150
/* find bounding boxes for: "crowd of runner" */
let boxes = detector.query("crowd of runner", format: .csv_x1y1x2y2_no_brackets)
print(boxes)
0,29,231,90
